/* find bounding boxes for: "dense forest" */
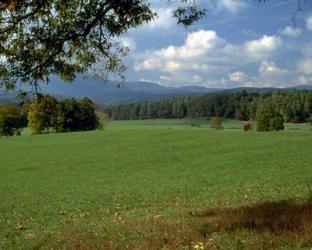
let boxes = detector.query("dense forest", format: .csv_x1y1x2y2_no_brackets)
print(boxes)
105,90,312,123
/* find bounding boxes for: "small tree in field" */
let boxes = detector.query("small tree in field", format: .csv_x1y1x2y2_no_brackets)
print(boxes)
211,117,222,130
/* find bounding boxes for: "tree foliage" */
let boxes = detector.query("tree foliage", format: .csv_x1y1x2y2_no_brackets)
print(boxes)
27,95,99,134
0,0,209,92
269,115,284,131
256,102,285,132
27,101,46,135
106,90,312,124
0,104,24,137
0,0,155,91
0,0,307,92
57,98,99,132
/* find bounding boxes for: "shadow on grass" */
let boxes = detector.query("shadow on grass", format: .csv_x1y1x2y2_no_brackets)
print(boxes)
35,199,312,250
191,199,312,248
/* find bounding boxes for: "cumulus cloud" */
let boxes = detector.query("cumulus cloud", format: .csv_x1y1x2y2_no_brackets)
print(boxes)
244,35,282,58
119,37,137,50
279,26,301,37
217,0,247,14
259,61,288,75
135,30,227,72
133,29,287,87
135,30,282,74
229,71,246,82
145,8,175,30
306,15,312,31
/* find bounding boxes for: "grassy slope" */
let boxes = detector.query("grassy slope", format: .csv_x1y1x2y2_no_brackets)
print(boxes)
0,120,312,249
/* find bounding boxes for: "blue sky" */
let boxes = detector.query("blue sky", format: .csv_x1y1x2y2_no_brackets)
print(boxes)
117,0,312,88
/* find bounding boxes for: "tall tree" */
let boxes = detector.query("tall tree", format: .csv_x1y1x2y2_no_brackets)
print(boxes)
0,0,307,92
0,0,155,91
0,0,208,92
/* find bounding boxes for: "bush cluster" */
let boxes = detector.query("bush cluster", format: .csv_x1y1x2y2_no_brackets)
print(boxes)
28,95,100,135
0,95,101,137
256,103,284,132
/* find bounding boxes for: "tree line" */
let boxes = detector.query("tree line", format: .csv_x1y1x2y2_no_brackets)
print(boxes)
105,90,312,129
0,95,101,137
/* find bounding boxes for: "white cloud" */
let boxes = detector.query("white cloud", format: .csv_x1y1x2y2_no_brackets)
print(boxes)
279,26,301,37
139,78,160,84
135,30,282,73
166,61,181,71
134,30,286,87
298,58,312,75
135,30,227,72
146,8,175,30
245,35,282,58
259,61,288,75
119,37,137,50
229,71,246,82
306,15,312,31
217,0,247,14
159,75,173,82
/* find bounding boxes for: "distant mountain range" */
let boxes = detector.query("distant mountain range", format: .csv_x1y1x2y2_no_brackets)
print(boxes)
40,78,222,104
1,77,312,105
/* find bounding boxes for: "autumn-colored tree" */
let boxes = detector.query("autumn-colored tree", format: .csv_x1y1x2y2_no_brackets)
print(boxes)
211,117,222,130
27,95,58,134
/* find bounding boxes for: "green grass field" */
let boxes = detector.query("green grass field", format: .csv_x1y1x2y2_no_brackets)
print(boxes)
1,120,312,249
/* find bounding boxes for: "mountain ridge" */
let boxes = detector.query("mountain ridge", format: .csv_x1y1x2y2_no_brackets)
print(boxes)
1,78,312,105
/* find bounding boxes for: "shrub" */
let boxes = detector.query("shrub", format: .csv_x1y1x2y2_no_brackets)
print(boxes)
243,122,253,131
211,117,222,130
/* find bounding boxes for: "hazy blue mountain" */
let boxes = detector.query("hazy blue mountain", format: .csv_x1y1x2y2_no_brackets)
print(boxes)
40,78,219,104
225,87,278,93
1,78,312,105
291,85,312,91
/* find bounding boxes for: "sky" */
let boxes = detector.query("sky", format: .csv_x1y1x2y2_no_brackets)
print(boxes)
117,0,312,88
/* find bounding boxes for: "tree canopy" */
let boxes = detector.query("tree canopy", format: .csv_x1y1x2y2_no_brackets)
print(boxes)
0,0,156,91
0,0,306,92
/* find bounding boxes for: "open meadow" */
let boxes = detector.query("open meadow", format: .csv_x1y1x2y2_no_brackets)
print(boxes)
1,119,312,249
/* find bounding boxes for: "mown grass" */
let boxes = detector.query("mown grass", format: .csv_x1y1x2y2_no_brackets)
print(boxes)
0,119,312,249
